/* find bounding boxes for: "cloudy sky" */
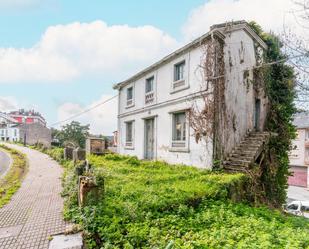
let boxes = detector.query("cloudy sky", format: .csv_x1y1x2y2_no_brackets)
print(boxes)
0,0,303,135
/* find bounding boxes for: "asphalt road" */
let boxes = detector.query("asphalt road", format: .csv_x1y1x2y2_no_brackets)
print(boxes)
0,149,11,177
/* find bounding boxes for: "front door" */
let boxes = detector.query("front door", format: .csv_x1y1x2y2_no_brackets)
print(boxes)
255,99,261,131
145,118,154,160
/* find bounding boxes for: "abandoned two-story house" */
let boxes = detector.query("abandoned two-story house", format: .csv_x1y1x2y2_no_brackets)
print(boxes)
113,21,269,169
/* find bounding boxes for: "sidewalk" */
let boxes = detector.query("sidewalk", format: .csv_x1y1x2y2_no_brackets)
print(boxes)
0,144,72,249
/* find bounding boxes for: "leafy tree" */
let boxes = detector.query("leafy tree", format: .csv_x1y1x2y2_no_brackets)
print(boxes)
57,121,90,148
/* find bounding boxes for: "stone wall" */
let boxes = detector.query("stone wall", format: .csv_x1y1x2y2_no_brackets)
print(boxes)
19,123,51,148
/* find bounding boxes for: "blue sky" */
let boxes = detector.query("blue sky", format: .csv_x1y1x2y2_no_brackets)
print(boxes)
0,0,296,134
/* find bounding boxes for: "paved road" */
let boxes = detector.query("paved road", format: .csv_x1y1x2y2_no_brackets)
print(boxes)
0,144,73,249
287,186,309,202
0,150,10,178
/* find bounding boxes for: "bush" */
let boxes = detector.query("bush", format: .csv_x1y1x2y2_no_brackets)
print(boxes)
55,154,308,248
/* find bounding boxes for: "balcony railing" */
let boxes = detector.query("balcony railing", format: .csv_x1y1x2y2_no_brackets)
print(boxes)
126,99,133,107
145,91,154,105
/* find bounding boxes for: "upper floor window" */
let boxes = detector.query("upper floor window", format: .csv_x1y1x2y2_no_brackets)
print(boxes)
145,76,154,105
174,61,185,82
145,76,154,93
126,86,134,107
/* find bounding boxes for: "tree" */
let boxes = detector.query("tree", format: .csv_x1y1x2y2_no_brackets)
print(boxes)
57,121,90,148
250,22,296,206
282,0,309,105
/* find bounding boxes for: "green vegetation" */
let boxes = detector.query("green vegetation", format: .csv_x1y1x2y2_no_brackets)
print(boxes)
0,144,28,207
38,147,309,249
52,121,90,148
249,22,297,206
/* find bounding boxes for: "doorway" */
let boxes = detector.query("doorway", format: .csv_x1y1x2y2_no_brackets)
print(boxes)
255,98,261,131
144,118,155,160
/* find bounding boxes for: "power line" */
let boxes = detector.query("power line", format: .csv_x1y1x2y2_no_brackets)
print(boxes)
50,94,118,128
49,53,307,128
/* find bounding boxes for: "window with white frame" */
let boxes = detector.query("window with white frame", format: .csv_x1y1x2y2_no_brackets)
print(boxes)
172,60,186,89
174,61,185,81
125,121,134,147
145,76,154,104
126,86,134,107
172,112,187,148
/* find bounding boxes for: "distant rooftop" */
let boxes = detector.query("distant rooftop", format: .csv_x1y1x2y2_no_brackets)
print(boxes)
9,109,46,121
293,112,309,128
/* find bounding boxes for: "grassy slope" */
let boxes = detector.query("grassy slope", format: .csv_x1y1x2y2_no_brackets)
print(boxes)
41,148,309,248
0,144,27,207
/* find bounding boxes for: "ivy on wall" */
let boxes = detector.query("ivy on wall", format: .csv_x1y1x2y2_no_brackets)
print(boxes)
250,22,296,206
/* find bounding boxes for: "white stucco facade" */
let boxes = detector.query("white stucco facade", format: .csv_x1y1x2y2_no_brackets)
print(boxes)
114,21,267,169
0,113,20,142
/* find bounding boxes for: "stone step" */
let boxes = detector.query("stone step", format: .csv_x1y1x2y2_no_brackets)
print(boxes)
223,160,251,167
227,155,254,162
224,165,249,173
230,151,255,156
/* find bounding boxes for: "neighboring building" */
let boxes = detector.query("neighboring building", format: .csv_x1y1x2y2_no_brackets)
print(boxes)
112,131,118,147
289,113,309,188
9,109,47,126
113,21,269,168
0,113,20,142
19,123,52,148
0,111,51,147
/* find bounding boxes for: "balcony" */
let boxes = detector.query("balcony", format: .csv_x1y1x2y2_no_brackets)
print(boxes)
305,139,309,147
145,92,154,105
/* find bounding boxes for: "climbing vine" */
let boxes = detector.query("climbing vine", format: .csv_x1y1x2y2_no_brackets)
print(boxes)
188,34,226,161
249,22,297,206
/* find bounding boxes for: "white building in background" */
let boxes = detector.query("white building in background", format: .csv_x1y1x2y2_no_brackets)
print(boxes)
0,112,20,142
113,21,268,168
289,113,309,188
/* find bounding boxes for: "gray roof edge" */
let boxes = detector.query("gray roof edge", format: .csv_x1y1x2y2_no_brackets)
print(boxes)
113,20,267,90
112,29,225,90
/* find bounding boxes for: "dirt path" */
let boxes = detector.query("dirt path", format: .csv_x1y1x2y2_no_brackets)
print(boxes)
0,144,72,249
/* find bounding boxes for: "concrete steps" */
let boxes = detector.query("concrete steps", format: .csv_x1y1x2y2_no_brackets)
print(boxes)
223,131,271,173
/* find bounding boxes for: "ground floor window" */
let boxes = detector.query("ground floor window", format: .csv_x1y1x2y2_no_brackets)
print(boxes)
125,121,134,148
171,111,187,148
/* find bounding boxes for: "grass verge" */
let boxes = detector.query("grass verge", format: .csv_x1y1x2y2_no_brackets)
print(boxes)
0,144,28,207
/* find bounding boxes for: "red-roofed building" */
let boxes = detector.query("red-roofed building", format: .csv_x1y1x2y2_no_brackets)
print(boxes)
9,109,46,127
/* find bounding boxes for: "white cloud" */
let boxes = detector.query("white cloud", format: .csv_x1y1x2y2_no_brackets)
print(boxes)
0,96,18,112
0,21,178,83
57,95,118,135
182,0,300,41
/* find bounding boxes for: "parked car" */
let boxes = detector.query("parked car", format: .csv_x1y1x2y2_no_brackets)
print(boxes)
284,201,309,218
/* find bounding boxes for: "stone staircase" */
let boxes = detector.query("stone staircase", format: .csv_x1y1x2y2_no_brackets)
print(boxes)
223,131,272,173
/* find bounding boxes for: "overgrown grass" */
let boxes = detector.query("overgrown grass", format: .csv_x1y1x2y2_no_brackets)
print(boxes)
38,148,309,248
0,144,28,207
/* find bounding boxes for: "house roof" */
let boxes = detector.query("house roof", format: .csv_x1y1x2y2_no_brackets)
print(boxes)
113,20,267,90
293,112,309,129
0,112,19,124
